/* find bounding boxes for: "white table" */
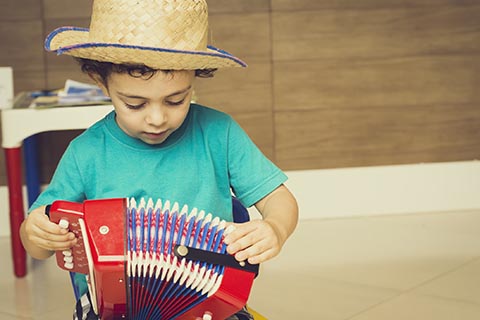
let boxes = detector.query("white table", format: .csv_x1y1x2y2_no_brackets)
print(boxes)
2,104,113,277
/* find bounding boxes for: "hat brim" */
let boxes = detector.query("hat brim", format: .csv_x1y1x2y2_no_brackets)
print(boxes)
45,27,247,69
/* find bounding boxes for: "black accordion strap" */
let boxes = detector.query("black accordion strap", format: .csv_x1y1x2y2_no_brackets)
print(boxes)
44,204,51,217
174,245,259,276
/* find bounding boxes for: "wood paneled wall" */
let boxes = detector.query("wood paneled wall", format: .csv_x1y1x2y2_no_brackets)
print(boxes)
1,0,480,185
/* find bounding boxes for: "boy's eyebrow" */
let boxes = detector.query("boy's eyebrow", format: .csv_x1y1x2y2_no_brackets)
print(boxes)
116,86,192,99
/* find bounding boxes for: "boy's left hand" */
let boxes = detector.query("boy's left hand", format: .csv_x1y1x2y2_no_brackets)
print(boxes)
223,219,284,265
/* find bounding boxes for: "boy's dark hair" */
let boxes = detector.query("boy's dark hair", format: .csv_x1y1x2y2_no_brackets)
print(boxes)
75,58,217,85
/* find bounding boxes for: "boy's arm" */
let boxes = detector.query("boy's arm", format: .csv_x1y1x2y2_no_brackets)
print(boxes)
20,205,77,260
225,184,298,264
255,184,298,248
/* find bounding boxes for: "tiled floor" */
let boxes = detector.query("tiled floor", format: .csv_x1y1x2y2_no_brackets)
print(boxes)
1,210,480,319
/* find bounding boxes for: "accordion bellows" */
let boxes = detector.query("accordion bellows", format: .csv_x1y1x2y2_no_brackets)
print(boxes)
49,198,257,320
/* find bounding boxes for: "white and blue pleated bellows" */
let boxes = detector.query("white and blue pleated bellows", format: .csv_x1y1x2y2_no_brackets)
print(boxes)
126,198,235,319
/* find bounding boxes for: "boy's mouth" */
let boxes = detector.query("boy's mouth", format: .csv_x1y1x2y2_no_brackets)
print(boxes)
143,130,168,140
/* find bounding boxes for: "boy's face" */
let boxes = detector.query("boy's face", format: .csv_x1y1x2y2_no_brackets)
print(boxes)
98,70,195,145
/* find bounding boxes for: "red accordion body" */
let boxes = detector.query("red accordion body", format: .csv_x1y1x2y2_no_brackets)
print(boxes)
49,198,256,320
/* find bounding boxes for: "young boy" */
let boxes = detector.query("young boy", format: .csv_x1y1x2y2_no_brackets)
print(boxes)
20,0,298,319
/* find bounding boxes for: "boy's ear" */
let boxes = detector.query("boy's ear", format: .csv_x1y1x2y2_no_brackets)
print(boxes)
88,73,110,97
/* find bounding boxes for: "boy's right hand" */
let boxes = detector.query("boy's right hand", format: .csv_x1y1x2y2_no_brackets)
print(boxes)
21,205,78,258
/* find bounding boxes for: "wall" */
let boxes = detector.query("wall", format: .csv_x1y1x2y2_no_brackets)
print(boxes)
1,0,480,185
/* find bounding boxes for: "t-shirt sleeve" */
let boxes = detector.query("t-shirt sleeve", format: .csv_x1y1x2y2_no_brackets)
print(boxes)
29,144,86,212
227,118,287,208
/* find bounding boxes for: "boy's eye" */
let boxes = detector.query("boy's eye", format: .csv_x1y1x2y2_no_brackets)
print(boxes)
166,98,186,106
125,102,145,110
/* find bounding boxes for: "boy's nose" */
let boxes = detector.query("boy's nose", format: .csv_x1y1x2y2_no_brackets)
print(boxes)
145,107,166,126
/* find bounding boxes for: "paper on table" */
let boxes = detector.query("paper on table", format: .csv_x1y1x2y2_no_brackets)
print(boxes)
28,79,111,108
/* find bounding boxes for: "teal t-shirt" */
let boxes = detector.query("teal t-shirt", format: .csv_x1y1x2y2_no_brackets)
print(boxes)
30,103,287,296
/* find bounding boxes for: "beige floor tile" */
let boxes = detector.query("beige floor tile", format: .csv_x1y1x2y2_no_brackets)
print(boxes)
0,276,31,318
0,311,31,320
28,258,76,319
413,257,480,305
0,238,74,319
249,266,398,320
348,293,480,320
370,210,480,239
270,212,480,291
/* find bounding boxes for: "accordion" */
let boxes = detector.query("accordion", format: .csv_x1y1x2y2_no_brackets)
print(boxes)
48,198,258,320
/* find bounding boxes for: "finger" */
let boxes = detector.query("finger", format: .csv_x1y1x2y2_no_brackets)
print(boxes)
28,210,68,235
226,228,264,255
224,221,258,245
245,248,277,264
30,219,74,241
40,217,69,235
237,239,280,264
233,238,270,262
34,233,78,251
27,222,78,250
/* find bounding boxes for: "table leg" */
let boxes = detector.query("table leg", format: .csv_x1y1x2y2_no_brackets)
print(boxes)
5,147,27,277
24,135,40,206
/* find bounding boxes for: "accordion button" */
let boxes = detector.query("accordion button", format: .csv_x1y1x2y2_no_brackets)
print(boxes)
62,250,72,257
99,226,110,235
64,256,73,263
202,312,213,320
176,245,189,257
64,262,74,269
59,219,69,229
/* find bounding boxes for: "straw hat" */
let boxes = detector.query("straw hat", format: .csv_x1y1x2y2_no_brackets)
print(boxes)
45,0,246,70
